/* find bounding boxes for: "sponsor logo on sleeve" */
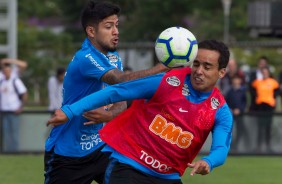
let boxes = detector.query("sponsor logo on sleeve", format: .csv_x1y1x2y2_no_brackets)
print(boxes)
166,76,180,86
211,97,220,109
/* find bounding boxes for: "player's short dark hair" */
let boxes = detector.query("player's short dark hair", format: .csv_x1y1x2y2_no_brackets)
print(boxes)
198,40,230,70
232,74,242,80
259,55,269,62
81,0,120,32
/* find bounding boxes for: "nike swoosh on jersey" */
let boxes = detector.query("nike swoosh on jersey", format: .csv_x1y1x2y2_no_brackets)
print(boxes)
179,108,188,112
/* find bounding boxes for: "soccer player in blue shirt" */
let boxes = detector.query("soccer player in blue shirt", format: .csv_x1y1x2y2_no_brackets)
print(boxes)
44,1,168,184
48,40,233,184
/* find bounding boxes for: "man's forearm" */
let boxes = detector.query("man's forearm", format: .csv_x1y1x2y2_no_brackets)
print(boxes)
108,101,127,119
119,63,168,82
102,63,168,85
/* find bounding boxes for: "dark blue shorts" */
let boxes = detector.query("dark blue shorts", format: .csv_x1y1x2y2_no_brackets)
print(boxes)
44,145,109,184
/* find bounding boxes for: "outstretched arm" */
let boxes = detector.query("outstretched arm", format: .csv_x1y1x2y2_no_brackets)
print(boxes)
47,74,164,126
1,58,28,72
200,104,232,172
102,63,168,84
188,104,232,176
83,101,127,125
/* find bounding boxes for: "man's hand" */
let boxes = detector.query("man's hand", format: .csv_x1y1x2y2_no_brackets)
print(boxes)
187,160,210,176
47,109,68,127
83,107,113,125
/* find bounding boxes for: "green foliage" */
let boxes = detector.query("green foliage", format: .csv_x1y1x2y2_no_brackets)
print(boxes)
17,23,77,105
116,0,195,41
56,0,88,23
18,0,62,19
54,0,250,42
231,47,282,77
230,0,249,41
13,0,282,105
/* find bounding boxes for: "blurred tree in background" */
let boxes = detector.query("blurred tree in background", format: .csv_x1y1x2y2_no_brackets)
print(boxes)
18,0,76,105
54,0,251,42
10,0,282,106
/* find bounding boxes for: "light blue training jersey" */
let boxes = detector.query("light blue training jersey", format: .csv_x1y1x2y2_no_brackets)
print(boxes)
45,38,123,157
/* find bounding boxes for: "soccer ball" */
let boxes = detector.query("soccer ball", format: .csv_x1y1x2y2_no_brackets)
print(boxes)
155,27,198,68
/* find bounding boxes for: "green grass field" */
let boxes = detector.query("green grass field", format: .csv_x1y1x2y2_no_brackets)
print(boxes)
0,154,280,184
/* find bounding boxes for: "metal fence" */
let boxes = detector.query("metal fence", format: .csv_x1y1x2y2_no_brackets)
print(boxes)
1,111,282,155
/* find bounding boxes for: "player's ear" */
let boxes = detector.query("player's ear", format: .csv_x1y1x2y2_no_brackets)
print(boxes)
219,68,226,78
86,26,95,38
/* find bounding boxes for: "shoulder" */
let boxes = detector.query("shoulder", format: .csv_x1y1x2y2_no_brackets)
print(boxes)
75,49,93,62
48,76,57,83
215,103,233,126
270,78,279,86
213,88,226,102
13,77,24,84
48,76,56,80
75,41,98,62
252,79,259,85
12,77,27,90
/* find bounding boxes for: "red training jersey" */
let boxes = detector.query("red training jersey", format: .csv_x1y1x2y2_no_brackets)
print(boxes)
99,67,226,175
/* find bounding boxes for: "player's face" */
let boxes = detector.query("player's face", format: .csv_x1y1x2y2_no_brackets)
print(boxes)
92,15,119,54
2,66,11,77
191,49,226,92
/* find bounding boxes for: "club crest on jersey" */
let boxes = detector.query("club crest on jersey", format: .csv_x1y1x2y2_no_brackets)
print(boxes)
182,84,190,96
166,76,180,86
107,54,119,62
211,97,220,109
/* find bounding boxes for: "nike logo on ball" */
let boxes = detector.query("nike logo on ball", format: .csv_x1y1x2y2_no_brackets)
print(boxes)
179,108,188,112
